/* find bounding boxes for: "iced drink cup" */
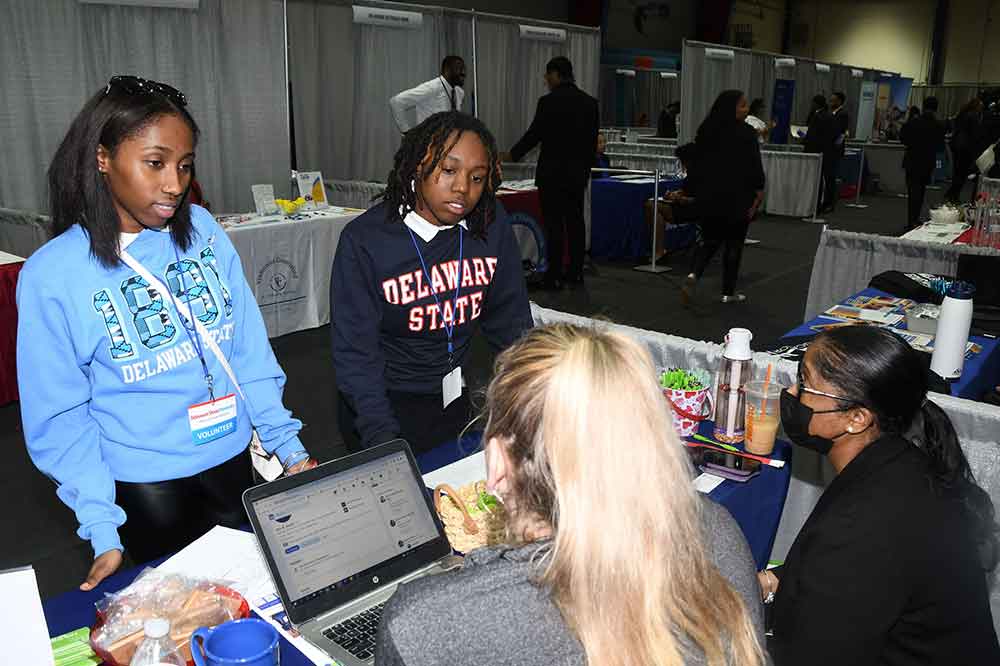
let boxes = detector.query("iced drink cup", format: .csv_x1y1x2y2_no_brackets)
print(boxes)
745,380,782,455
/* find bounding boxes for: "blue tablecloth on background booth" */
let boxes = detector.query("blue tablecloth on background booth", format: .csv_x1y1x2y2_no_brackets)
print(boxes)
590,177,694,260
784,287,1000,401
417,423,792,571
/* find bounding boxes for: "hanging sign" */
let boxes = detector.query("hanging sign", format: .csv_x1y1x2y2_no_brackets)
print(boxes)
519,25,566,42
352,6,423,29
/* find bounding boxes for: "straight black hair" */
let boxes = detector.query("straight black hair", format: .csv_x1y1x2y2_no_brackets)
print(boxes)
832,91,847,106
749,98,766,117
696,89,744,148
924,96,939,112
381,111,500,240
811,326,998,570
48,81,200,268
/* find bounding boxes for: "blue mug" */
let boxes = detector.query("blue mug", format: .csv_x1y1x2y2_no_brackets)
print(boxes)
191,618,279,666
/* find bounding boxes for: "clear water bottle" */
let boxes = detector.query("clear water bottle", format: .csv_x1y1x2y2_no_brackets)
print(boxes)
713,328,754,444
129,618,185,666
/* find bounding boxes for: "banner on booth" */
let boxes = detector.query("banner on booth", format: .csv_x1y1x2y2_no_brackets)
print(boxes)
855,80,877,142
769,79,795,144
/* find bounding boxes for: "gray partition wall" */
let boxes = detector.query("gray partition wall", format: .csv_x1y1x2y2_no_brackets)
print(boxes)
288,1,599,185
679,39,883,143
1,0,290,213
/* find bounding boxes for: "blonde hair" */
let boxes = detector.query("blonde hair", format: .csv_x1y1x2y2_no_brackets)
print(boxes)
484,324,763,666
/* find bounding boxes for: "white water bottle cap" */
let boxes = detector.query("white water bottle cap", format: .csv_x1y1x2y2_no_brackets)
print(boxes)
143,618,170,639
724,328,753,360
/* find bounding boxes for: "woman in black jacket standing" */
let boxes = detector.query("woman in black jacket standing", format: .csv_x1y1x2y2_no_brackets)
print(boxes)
681,90,764,305
761,326,999,665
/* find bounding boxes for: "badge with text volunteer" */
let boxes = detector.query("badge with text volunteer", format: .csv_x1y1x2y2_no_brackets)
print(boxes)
165,243,239,445
408,224,465,408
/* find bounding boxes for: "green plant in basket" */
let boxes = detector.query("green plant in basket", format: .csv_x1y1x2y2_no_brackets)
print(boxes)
659,368,711,391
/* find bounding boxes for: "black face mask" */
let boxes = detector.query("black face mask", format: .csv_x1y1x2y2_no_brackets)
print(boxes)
780,389,852,455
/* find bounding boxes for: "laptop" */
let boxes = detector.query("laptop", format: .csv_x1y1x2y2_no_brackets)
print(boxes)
243,439,459,665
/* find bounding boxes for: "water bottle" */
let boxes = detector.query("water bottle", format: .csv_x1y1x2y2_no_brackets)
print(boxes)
713,328,754,444
930,281,975,380
130,618,185,666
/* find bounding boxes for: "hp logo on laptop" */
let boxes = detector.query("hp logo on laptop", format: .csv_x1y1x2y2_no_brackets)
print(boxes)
372,576,379,584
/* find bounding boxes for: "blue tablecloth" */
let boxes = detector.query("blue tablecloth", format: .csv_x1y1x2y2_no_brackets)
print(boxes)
417,424,792,570
784,287,1000,401
590,177,692,259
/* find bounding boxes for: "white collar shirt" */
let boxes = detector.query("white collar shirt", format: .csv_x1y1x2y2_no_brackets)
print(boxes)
403,209,468,243
390,76,466,133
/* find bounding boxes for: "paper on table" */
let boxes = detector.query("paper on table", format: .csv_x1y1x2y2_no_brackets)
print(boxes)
0,566,54,666
693,473,726,494
157,526,337,666
421,450,487,489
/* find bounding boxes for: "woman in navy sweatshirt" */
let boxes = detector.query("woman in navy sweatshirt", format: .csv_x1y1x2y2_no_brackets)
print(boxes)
331,112,532,454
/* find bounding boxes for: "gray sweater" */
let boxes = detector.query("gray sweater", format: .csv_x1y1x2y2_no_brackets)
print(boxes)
375,497,765,665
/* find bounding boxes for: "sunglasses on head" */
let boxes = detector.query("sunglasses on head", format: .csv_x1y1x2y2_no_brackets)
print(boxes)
105,75,187,107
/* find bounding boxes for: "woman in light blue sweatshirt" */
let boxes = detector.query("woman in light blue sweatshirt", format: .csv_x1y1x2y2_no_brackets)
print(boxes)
17,76,315,591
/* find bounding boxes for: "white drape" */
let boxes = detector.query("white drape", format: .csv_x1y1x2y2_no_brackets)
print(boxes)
0,0,288,214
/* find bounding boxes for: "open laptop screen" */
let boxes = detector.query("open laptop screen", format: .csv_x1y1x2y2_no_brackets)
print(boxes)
247,445,443,612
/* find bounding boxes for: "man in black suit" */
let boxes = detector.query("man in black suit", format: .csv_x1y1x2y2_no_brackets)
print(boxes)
505,56,599,289
900,96,946,230
826,91,850,213
804,94,837,214
657,101,680,139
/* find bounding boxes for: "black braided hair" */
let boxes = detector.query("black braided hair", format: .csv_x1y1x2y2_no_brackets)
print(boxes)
381,111,501,240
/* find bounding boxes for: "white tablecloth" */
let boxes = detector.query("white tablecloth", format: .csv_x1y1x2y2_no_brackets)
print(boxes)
226,211,359,338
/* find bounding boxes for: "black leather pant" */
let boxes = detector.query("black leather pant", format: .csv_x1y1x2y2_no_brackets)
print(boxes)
115,451,254,564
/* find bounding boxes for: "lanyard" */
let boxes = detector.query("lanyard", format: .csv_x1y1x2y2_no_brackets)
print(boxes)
167,244,214,400
440,77,456,110
407,225,464,367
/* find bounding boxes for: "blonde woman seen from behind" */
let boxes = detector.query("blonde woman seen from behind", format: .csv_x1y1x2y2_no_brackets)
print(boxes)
375,324,766,665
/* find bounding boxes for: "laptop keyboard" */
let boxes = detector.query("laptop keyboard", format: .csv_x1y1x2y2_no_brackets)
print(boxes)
322,601,386,661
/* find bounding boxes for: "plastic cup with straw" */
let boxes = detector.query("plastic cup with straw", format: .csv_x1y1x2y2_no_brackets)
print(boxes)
745,363,781,455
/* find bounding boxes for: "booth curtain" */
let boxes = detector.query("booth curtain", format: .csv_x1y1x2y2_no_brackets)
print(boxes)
287,1,599,185
680,39,886,143
0,0,289,214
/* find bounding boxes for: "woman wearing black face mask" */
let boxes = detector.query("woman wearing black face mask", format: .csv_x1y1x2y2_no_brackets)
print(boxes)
761,327,999,666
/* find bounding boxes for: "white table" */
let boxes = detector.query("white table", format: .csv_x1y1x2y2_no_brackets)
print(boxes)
225,209,361,338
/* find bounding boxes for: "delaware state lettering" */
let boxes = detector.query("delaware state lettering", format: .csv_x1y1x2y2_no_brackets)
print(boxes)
381,257,497,332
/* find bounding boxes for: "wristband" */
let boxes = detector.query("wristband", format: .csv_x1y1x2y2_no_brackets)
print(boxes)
282,450,311,472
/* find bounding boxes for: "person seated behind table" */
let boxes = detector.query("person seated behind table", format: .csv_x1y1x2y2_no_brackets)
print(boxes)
331,111,533,456
592,132,611,178
376,323,767,666
643,142,699,262
762,326,1000,665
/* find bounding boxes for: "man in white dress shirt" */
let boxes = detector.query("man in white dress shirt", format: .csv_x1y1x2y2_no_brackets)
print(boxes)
390,56,466,133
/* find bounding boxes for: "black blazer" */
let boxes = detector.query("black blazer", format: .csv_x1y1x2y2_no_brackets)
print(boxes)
510,83,599,193
771,435,999,666
831,107,850,155
690,123,765,218
901,112,946,180
804,108,837,157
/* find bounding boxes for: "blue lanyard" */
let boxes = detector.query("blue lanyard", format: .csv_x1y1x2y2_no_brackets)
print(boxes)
407,225,464,367
168,244,214,400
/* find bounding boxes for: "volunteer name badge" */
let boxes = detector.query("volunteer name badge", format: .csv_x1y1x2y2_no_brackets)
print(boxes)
188,394,238,445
